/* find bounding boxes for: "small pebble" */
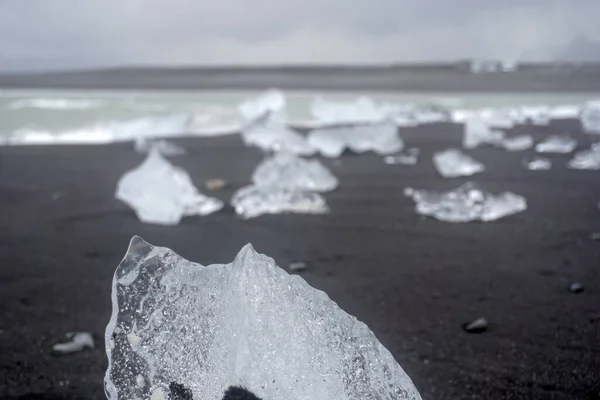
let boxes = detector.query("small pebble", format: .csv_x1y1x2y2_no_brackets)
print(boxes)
569,282,584,294
288,262,307,273
463,317,488,334
205,179,226,191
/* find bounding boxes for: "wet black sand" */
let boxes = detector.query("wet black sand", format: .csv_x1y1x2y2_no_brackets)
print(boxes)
0,120,599,399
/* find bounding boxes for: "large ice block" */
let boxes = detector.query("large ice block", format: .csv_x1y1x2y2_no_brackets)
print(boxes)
104,237,422,400
433,149,485,178
307,123,403,158
404,182,527,222
115,150,223,225
535,135,577,153
252,152,339,192
581,100,600,134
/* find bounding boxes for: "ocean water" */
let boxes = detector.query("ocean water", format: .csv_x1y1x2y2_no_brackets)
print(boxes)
0,89,598,145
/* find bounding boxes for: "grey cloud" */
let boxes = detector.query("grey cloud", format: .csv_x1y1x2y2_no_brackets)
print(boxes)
0,0,599,71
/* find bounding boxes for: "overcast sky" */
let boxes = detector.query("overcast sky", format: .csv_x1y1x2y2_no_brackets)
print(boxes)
1,0,599,71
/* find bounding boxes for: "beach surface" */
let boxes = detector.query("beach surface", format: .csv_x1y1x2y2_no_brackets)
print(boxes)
0,120,599,399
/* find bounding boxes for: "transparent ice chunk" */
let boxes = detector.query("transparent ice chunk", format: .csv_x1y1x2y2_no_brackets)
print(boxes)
53,332,94,354
238,89,286,122
384,148,420,165
134,137,186,156
535,135,577,153
252,152,339,192
433,149,485,178
500,135,534,151
115,150,223,225
241,118,315,156
404,182,526,222
231,184,329,218
479,108,515,129
581,100,600,134
568,143,600,170
524,157,552,171
104,237,422,400
463,118,505,149
308,123,403,158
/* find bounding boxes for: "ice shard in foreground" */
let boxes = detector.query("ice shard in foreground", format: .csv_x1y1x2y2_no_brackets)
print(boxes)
535,135,577,154
308,123,403,158
252,152,339,192
433,149,485,178
115,150,223,225
404,182,527,222
104,237,422,400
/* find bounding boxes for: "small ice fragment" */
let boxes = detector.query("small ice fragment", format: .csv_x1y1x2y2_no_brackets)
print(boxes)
205,179,227,191
134,138,185,156
568,143,600,170
404,182,527,222
550,104,580,120
535,135,577,153
241,118,315,156
463,118,505,149
433,149,485,178
501,135,534,151
384,148,420,165
53,332,94,354
288,261,307,272
104,237,422,400
580,100,600,134
115,150,223,225
463,318,488,334
308,123,403,158
231,184,329,219
569,283,584,294
524,157,552,171
252,152,338,192
238,89,286,122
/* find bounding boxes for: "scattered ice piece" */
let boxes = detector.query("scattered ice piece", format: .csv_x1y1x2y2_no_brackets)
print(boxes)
501,135,533,151
308,123,403,158
238,89,286,122
310,96,401,125
479,108,515,129
463,118,504,149
288,261,307,273
205,179,227,191
134,137,185,156
580,100,600,134
433,149,485,178
412,107,449,124
535,135,577,153
252,152,338,192
463,318,488,334
53,332,94,354
241,118,315,156
104,237,422,400
568,143,600,170
521,106,551,126
524,157,552,171
550,104,580,120
404,182,527,222
115,150,223,225
231,184,329,219
384,148,420,165
569,282,584,294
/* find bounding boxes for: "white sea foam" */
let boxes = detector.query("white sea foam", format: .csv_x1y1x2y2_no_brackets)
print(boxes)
8,98,103,110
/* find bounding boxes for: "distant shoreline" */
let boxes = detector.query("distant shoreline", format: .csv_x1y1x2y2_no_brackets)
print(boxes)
3,63,600,92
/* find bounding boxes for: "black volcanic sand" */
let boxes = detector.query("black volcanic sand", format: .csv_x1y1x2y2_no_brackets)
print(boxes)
0,120,599,400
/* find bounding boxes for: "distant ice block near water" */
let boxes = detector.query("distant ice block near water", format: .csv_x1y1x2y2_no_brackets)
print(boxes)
104,237,422,400
238,89,286,122
134,137,186,156
310,96,402,125
115,150,223,225
433,149,485,178
241,117,315,156
404,182,527,223
308,123,403,158
535,135,577,154
580,100,600,134
462,118,505,149
232,152,337,218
